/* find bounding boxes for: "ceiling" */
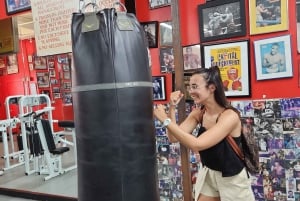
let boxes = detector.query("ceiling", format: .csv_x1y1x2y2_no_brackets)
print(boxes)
15,12,35,39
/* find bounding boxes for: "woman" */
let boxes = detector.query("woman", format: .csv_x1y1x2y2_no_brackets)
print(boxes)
153,66,254,201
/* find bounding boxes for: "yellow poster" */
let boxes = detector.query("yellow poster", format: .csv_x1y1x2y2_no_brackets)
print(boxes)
209,46,242,92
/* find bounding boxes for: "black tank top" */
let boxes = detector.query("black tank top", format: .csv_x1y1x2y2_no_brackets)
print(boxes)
197,123,245,177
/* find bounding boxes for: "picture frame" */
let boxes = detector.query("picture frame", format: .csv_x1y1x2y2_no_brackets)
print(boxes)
152,76,166,101
203,40,250,97
36,72,50,88
159,47,174,73
183,44,201,71
7,54,18,74
34,56,47,70
183,73,193,102
249,0,288,35
5,0,31,15
254,35,293,80
160,21,173,46
149,0,171,9
140,21,158,48
198,0,246,43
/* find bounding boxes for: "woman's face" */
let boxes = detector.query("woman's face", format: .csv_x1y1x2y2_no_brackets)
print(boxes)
188,74,212,105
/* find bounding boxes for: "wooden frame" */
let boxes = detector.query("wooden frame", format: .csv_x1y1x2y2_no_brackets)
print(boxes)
249,0,288,35
140,21,159,48
198,0,246,43
203,40,250,97
183,44,201,71
254,35,293,80
149,0,171,9
5,0,31,15
152,76,166,101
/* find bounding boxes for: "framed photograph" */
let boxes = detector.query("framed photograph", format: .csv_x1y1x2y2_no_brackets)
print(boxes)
5,0,31,15
160,21,173,46
63,71,71,79
183,44,201,71
36,72,50,88
254,35,293,80
63,82,72,90
7,54,18,74
49,69,56,78
152,76,166,101
160,47,174,73
34,56,47,70
63,92,73,105
198,0,246,43
53,93,61,99
47,56,55,69
249,0,288,35
140,21,158,48
149,0,171,9
203,40,250,97
183,73,193,102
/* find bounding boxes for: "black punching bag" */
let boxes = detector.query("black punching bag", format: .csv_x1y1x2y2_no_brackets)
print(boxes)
71,8,158,201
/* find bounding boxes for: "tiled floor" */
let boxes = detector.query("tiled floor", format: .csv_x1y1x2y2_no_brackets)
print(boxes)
0,135,77,201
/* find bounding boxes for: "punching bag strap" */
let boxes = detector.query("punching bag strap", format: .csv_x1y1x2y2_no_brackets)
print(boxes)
114,1,133,31
78,0,100,33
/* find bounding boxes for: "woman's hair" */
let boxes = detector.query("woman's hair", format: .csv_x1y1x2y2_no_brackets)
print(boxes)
192,66,239,113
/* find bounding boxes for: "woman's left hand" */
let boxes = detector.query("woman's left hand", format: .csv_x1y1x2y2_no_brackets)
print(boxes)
153,104,168,122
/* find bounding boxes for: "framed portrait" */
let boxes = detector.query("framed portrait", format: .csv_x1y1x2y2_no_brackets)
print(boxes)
140,21,158,48
5,0,31,15
63,82,72,90
63,92,72,105
152,76,166,101
249,0,288,35
34,56,47,70
183,44,201,71
159,47,174,73
203,40,250,97
183,73,193,102
198,0,246,43
7,54,18,74
149,0,171,9
36,72,50,88
254,35,293,80
160,21,173,46
47,56,55,69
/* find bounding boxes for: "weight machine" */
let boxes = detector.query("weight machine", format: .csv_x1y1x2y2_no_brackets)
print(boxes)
1,95,24,171
18,94,76,180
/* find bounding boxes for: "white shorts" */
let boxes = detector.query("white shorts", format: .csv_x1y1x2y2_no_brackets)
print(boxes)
194,166,255,201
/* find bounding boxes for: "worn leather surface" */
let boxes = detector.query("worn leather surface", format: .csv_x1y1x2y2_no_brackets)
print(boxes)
71,8,158,201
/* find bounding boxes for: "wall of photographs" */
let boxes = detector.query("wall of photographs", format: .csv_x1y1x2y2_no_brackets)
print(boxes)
156,97,300,201
27,53,72,106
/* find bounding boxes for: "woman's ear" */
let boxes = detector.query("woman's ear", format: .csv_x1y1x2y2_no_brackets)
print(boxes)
208,84,216,92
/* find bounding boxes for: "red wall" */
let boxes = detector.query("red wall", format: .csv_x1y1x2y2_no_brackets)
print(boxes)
136,0,300,102
1,0,300,118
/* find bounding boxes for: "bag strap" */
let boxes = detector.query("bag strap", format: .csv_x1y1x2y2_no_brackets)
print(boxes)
226,135,244,160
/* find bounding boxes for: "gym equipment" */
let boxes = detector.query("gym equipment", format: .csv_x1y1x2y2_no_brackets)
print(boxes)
18,94,76,180
71,2,158,201
2,95,24,171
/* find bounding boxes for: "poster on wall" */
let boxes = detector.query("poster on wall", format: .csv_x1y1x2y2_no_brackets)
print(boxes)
0,56,6,69
203,40,250,97
7,54,18,74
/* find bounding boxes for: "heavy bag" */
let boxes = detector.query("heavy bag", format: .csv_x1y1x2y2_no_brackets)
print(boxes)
71,7,158,201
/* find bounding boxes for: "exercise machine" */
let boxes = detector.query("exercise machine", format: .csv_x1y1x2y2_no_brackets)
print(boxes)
1,95,24,171
18,94,76,180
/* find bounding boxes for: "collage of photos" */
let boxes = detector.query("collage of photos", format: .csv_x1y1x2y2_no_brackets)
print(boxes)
28,54,72,105
231,97,300,201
